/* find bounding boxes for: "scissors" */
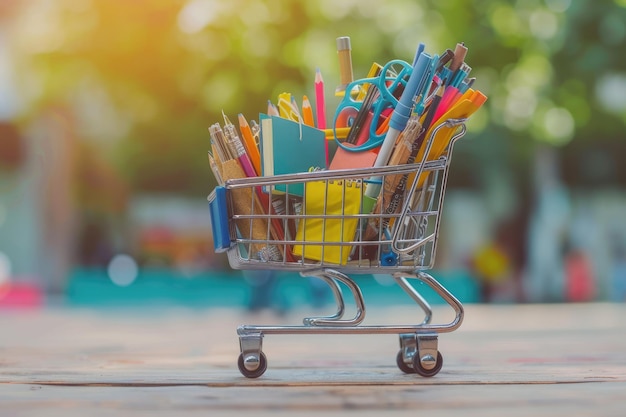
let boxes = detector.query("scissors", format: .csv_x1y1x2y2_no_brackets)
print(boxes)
332,59,413,152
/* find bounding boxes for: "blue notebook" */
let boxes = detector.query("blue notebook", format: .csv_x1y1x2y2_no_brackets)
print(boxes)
260,114,327,196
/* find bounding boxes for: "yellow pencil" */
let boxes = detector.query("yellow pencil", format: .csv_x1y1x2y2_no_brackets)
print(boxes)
323,127,351,140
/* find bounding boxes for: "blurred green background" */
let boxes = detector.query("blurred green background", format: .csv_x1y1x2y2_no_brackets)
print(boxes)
1,0,625,310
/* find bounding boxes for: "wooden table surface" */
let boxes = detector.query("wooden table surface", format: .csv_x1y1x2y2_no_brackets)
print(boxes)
1,302,625,416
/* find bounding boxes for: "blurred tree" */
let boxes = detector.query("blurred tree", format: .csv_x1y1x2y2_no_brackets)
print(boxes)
7,0,626,200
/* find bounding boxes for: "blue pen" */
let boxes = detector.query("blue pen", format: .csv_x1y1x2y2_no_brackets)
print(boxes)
439,67,452,86
459,77,476,94
451,67,469,89
412,43,425,67
365,51,433,200
414,54,439,116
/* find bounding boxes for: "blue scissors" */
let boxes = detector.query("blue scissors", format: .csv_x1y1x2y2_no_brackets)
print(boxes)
332,59,413,152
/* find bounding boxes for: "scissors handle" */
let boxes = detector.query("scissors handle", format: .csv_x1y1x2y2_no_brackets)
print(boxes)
332,60,413,152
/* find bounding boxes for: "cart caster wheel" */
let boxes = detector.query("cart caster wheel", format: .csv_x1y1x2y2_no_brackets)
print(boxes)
238,352,267,378
396,350,416,374
413,351,443,377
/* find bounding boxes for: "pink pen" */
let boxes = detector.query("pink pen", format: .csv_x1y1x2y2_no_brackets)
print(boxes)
433,85,459,123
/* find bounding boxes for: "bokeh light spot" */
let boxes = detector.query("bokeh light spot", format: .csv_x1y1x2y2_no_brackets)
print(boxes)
504,86,537,130
595,73,626,114
545,0,572,13
529,10,558,40
107,254,139,287
177,0,222,34
202,73,239,113
490,5,525,39
544,107,575,145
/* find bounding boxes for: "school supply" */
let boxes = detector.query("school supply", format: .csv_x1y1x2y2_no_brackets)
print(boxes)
208,124,279,261
259,114,327,197
333,59,416,152
238,113,261,176
278,92,299,122
329,145,378,170
293,178,363,265
302,95,315,127
314,68,329,164
314,68,326,130
208,39,487,266
364,52,434,199
335,36,354,96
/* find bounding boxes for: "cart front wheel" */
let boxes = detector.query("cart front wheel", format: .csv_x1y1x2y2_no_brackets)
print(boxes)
238,352,268,378
396,350,416,374
413,351,443,377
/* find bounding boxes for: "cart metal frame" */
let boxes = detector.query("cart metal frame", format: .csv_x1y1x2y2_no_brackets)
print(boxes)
208,119,467,378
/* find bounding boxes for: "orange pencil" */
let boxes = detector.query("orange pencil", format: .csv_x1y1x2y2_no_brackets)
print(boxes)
302,95,315,127
238,113,262,176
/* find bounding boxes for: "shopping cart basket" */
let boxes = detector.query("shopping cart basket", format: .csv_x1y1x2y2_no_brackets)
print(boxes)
208,118,467,378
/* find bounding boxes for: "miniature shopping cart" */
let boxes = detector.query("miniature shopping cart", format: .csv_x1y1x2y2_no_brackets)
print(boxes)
208,118,467,378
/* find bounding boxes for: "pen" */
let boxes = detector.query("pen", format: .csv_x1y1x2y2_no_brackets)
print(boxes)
433,79,460,122
365,51,433,199
238,113,262,175
208,123,231,162
345,79,380,145
422,82,445,132
380,85,443,233
222,110,233,128
250,119,260,140
449,42,468,72
436,49,454,73
411,43,425,66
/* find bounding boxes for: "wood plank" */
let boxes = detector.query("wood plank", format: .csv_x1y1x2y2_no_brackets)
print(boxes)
0,303,625,415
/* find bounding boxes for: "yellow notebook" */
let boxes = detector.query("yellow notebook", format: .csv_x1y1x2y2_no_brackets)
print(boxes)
293,179,363,265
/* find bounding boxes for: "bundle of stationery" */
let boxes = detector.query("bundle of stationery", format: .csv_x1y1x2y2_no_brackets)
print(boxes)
207,38,487,266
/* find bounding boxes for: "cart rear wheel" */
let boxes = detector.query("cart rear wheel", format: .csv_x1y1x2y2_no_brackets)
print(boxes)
396,350,416,374
238,352,267,378
413,351,443,377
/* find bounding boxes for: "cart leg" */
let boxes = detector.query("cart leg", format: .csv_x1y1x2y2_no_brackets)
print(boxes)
237,332,267,378
393,271,464,331
300,271,345,324
394,275,432,325
301,269,366,327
